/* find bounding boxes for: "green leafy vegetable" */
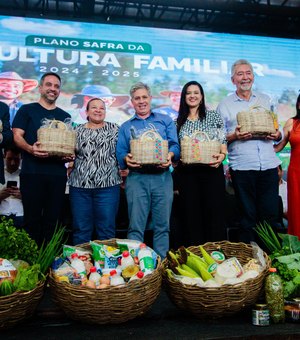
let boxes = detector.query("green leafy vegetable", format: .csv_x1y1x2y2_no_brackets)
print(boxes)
13,264,40,291
279,233,300,254
0,217,38,264
255,222,300,299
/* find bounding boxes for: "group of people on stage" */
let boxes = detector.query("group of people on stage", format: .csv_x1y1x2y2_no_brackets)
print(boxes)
0,58,299,260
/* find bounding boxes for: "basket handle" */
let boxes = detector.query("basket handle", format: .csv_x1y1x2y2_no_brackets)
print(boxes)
249,105,272,114
192,131,210,142
47,119,67,130
140,130,162,141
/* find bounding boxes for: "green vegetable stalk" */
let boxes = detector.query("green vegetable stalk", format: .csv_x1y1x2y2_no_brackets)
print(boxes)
34,225,66,275
255,222,282,253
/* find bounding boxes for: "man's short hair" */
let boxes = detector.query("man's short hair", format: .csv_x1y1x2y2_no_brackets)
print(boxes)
39,72,61,85
231,59,253,77
129,82,151,98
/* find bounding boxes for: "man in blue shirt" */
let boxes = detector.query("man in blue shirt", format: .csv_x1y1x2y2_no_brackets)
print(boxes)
217,59,281,243
117,82,180,259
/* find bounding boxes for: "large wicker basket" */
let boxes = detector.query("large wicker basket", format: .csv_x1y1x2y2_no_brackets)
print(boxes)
162,241,271,318
0,280,45,329
181,131,221,164
49,239,162,324
130,130,168,164
237,106,276,137
37,120,76,157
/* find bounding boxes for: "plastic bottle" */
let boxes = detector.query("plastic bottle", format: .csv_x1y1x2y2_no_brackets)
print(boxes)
121,251,135,270
110,269,125,286
265,267,285,324
129,270,145,282
89,266,101,287
138,243,154,274
70,253,87,284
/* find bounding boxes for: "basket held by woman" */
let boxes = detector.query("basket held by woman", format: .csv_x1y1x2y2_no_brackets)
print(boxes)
180,131,221,164
49,239,162,325
37,119,76,157
162,241,271,318
130,129,168,165
0,280,45,329
237,105,277,137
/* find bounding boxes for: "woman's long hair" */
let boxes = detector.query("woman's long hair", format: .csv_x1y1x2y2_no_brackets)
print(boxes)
176,81,206,133
294,94,300,120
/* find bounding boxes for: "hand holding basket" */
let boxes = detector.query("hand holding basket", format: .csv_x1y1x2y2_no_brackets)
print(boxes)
37,119,76,157
130,130,168,165
237,105,277,138
180,131,221,164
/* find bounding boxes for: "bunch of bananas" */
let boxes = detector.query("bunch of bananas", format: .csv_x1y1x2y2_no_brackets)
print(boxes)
166,246,217,281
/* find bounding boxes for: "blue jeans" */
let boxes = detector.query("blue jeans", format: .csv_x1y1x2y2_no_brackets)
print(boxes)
230,168,279,243
70,185,120,245
125,171,173,259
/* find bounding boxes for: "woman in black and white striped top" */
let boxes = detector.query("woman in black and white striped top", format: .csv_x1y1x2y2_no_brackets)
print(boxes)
68,97,122,245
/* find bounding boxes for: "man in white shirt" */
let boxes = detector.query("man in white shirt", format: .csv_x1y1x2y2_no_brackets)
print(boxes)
0,146,23,227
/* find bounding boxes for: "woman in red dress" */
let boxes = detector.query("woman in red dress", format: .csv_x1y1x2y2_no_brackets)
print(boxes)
274,94,300,239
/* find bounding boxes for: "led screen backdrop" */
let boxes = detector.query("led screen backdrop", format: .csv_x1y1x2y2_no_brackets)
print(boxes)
0,15,299,167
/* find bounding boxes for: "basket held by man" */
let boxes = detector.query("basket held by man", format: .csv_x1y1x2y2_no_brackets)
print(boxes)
37,118,76,157
130,128,168,164
237,105,278,138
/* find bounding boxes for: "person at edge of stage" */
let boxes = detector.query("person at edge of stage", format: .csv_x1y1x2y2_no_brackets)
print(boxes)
12,72,72,245
274,94,300,239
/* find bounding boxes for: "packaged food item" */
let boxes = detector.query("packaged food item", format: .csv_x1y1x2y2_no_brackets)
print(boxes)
116,239,141,257
89,266,101,287
210,251,225,264
252,304,270,326
70,253,87,285
120,251,135,270
63,245,92,259
63,245,93,275
122,265,139,280
110,269,125,286
129,271,144,282
214,257,243,284
284,300,300,323
90,241,106,270
53,260,77,282
0,258,17,283
138,243,154,274
265,268,285,324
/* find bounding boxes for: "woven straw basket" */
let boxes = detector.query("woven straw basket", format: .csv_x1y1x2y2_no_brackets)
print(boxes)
162,241,271,318
0,280,45,329
37,120,76,157
237,106,276,137
130,130,168,164
49,239,162,325
181,131,221,164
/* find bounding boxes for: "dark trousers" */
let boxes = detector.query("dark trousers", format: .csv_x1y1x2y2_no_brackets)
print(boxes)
230,168,279,243
20,173,67,246
177,165,226,247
